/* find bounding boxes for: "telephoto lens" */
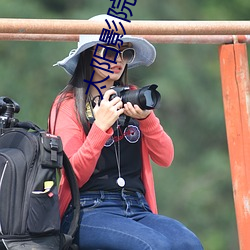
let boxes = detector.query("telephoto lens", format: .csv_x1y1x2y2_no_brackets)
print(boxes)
110,84,161,110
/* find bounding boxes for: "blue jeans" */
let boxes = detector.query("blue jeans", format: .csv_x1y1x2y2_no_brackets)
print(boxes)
61,189,203,250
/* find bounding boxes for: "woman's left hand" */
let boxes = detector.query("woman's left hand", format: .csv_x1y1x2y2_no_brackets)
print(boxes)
124,102,151,120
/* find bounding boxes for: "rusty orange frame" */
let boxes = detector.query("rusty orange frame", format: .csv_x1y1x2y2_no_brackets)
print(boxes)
0,18,250,250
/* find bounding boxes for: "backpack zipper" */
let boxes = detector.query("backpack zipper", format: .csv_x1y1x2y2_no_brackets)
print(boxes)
0,161,8,235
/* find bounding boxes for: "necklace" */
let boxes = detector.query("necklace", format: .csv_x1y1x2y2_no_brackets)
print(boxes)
113,122,125,187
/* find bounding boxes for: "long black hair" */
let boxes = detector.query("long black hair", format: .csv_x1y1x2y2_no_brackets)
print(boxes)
51,47,129,135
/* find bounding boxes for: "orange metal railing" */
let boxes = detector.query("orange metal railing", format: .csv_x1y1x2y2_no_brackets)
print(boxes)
0,18,250,250
0,19,250,35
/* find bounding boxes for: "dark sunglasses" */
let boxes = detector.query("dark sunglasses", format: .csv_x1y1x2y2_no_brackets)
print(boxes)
96,46,136,64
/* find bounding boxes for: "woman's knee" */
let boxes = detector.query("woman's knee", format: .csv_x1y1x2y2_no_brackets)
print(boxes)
173,231,203,250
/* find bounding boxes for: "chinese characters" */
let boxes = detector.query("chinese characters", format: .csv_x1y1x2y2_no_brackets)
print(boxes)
84,0,137,99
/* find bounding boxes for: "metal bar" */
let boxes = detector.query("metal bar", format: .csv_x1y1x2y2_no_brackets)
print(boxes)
0,33,250,44
219,43,250,250
0,33,78,42
0,19,250,35
142,35,250,44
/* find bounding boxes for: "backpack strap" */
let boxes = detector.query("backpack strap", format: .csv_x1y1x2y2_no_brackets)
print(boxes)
62,151,80,238
59,152,80,250
15,121,42,132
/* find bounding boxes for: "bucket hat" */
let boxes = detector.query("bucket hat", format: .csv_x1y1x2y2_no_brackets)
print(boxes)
54,14,156,75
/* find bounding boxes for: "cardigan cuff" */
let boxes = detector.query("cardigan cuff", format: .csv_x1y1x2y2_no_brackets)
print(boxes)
86,123,113,149
138,112,160,132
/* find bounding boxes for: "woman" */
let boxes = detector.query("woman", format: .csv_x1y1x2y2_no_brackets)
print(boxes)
49,14,203,250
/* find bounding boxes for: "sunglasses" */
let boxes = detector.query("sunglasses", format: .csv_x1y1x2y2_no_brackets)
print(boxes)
95,46,136,64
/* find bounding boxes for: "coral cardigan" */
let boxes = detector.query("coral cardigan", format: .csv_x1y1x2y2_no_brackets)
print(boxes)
49,97,174,217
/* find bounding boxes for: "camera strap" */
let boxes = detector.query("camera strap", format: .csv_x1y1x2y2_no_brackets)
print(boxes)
113,121,126,188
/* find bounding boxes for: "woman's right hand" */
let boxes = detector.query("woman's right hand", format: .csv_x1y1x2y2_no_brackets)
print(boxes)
93,89,124,132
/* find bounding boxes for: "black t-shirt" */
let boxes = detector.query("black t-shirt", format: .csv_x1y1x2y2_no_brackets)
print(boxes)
80,118,145,194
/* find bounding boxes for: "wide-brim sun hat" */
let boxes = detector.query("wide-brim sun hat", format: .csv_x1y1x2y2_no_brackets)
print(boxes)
54,14,156,75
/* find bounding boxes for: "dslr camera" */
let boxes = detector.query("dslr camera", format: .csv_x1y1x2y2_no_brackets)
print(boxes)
110,84,161,110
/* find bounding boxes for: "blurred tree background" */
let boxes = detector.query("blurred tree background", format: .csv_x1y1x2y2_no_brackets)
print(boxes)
1,0,248,249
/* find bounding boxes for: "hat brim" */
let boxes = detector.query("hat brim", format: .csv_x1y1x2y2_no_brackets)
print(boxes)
54,34,156,75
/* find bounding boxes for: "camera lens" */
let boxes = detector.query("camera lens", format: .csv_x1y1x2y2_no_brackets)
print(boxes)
110,84,160,110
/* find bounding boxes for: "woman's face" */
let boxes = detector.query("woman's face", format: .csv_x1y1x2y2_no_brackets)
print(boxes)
91,43,134,88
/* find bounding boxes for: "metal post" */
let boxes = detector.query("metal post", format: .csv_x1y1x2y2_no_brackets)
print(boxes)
219,43,250,250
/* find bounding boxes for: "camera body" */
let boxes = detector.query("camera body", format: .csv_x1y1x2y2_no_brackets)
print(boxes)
110,84,161,110
0,97,20,128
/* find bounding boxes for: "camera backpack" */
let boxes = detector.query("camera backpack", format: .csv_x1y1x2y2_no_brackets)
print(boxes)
0,97,80,250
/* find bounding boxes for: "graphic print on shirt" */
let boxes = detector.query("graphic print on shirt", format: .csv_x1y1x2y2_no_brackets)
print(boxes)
105,124,140,147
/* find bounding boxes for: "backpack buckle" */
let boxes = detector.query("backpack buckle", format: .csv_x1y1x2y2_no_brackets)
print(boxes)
50,138,59,151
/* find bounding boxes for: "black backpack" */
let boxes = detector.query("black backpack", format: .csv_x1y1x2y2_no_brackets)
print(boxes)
0,97,80,250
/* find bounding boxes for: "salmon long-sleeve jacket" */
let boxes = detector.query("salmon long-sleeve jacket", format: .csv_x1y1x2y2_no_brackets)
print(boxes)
49,96,174,217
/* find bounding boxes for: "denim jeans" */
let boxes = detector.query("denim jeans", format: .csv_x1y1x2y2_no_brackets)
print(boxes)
61,189,203,250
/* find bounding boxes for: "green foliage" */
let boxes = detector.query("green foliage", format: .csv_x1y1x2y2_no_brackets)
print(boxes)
1,0,247,249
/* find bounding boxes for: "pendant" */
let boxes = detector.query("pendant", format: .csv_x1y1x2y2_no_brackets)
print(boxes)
117,177,126,187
